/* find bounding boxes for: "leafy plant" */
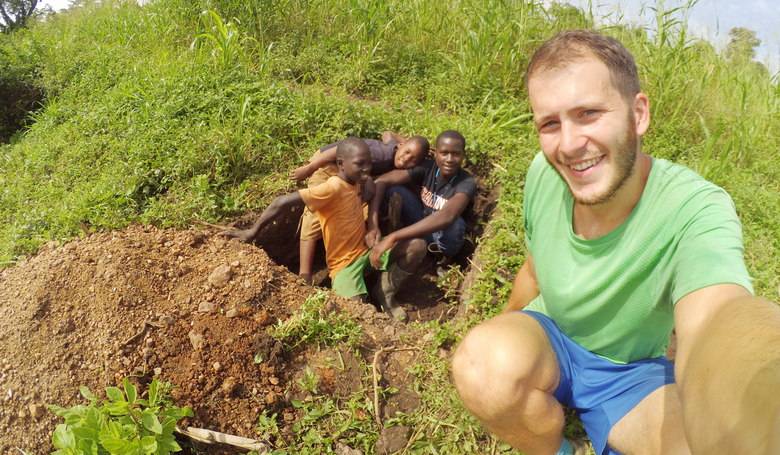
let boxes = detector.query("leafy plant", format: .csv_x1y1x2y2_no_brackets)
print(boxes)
49,377,193,455
271,291,363,349
193,9,242,70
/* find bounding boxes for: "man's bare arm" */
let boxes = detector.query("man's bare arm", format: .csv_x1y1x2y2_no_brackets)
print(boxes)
674,284,780,453
503,255,539,313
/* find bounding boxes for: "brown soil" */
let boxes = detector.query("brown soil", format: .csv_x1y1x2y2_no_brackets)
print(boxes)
0,224,436,453
0,175,496,453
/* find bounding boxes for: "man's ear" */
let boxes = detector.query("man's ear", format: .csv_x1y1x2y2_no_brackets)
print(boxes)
633,92,651,136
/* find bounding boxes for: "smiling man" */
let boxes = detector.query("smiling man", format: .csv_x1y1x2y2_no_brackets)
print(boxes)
452,30,780,455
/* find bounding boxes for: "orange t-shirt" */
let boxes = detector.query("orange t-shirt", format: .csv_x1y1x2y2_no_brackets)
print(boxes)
299,176,368,277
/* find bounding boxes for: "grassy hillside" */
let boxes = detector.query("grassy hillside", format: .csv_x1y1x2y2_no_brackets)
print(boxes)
1,0,778,451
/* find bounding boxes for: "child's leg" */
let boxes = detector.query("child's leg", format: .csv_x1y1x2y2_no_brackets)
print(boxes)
299,238,317,284
385,185,425,227
298,166,336,281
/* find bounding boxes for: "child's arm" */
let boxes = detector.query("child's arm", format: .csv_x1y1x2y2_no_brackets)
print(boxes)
289,145,338,181
369,192,470,267
381,131,407,144
222,191,303,242
361,178,376,203
365,170,412,246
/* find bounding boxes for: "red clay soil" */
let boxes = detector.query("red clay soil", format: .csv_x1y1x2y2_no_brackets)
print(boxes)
0,225,428,453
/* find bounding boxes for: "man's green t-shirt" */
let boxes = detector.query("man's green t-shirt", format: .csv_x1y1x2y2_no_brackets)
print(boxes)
524,152,753,364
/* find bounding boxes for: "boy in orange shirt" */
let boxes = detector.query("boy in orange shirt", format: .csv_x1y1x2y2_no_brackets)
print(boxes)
290,132,429,284
224,138,393,300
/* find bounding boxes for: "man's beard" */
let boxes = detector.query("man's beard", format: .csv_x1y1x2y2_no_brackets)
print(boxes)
575,117,639,206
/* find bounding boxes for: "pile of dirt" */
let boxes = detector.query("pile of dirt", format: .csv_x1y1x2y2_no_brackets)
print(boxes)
0,225,430,453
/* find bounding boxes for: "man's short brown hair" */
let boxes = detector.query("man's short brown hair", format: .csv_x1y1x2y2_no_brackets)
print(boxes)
525,30,640,100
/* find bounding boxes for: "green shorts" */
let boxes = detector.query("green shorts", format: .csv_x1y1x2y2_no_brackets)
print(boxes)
332,250,390,298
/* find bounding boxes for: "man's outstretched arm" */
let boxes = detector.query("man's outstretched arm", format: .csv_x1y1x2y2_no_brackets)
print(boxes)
223,192,303,242
674,284,780,454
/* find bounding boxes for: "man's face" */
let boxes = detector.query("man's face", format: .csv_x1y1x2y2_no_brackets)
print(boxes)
339,147,372,185
393,141,426,169
528,57,648,206
434,137,465,179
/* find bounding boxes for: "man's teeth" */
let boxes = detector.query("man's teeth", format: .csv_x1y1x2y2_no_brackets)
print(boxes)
570,157,600,171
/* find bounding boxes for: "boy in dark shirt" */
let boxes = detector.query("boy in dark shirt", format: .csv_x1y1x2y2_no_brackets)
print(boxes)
366,130,476,320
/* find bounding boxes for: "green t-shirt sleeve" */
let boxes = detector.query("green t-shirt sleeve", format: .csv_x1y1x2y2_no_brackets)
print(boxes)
523,152,547,247
671,188,754,304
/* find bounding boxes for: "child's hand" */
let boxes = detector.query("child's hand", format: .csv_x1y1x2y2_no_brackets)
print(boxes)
365,229,380,248
289,164,313,181
370,236,395,268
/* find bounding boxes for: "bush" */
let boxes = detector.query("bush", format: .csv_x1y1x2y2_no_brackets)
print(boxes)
49,378,193,455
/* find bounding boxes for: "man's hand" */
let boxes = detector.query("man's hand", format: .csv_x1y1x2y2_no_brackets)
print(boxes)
289,164,313,181
370,235,396,268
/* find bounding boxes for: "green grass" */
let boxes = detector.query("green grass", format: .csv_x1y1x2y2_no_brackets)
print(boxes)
0,0,778,452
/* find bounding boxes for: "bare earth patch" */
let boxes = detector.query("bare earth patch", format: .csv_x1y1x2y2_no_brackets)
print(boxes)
0,225,431,453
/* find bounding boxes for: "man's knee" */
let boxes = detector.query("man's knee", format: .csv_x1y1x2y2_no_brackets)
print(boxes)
452,313,559,417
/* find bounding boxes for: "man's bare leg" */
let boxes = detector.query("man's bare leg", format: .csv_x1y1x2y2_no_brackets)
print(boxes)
608,384,691,455
299,238,316,284
452,312,564,454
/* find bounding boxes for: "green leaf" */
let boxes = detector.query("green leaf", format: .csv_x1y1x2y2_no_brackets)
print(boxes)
52,424,76,449
104,400,130,416
105,386,125,403
156,435,182,455
73,425,99,441
148,379,159,407
80,386,98,402
140,436,158,454
99,435,132,454
142,410,163,434
123,378,137,404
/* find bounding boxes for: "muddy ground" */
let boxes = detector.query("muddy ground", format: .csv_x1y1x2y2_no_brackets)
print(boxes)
0,223,457,453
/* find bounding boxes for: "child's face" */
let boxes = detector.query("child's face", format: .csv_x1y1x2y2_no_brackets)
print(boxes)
393,142,425,169
339,148,372,185
434,137,465,179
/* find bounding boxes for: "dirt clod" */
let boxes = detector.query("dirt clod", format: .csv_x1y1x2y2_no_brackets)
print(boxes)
208,264,233,287
375,425,411,454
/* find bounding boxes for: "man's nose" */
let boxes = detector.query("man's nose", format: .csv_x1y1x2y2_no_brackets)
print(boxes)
559,121,586,157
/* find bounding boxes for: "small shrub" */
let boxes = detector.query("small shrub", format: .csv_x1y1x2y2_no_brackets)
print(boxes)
49,377,193,455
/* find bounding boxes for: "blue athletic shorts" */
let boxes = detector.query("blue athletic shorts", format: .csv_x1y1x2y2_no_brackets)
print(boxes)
524,310,675,455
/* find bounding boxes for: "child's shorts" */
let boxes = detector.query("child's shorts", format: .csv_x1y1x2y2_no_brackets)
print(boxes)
523,310,675,455
300,164,339,241
332,249,390,298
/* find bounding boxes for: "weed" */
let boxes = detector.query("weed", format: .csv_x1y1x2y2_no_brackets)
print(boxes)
49,377,193,454
271,291,363,350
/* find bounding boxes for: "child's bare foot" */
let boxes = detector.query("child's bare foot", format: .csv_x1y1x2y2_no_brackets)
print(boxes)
221,229,255,243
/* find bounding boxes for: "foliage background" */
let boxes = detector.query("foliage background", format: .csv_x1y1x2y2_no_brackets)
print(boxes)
1,0,778,451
